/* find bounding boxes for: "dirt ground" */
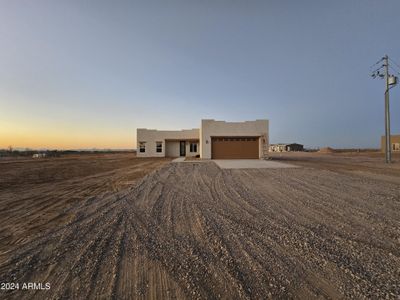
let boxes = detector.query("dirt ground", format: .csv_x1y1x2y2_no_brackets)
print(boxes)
0,154,170,264
269,151,400,183
0,152,399,299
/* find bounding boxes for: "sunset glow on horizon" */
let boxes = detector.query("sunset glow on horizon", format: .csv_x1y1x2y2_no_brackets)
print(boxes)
0,119,135,150
1,1,400,150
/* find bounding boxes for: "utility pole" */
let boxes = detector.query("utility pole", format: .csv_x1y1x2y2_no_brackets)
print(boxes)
383,55,391,163
371,55,398,163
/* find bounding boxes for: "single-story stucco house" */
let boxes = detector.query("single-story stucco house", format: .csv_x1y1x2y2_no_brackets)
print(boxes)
137,119,269,159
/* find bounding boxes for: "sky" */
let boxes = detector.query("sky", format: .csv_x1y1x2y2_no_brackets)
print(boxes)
1,0,400,149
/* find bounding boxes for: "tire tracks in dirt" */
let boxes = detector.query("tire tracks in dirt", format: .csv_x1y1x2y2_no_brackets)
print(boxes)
1,161,399,299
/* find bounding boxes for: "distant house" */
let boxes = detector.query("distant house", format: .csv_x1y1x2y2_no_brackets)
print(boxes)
381,135,400,152
269,144,287,152
269,143,304,152
32,153,47,159
286,143,304,152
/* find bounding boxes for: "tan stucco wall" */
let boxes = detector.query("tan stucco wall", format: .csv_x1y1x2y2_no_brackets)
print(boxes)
200,119,269,159
381,135,400,152
136,128,199,157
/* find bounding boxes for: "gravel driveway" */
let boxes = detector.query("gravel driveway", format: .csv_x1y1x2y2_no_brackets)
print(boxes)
1,161,399,299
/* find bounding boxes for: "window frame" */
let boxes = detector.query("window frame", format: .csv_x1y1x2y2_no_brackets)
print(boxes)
190,142,198,153
139,142,146,153
156,141,162,153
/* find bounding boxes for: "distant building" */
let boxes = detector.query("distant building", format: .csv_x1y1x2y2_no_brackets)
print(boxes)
269,144,286,152
286,143,304,152
381,135,400,152
32,153,47,159
269,143,304,152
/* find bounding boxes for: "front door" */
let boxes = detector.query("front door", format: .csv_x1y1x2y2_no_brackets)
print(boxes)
180,141,186,156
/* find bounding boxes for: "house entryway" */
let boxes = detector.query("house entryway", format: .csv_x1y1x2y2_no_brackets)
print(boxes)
180,141,186,156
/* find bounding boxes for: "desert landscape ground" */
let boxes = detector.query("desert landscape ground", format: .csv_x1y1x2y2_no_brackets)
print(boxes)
0,152,399,299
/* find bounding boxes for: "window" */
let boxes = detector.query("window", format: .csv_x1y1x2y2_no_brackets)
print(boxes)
190,143,197,153
156,141,162,153
139,142,146,153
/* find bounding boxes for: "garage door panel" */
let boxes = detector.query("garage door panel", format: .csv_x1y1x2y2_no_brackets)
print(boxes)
212,137,259,159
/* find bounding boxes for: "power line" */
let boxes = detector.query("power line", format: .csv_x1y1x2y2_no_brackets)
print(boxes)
370,64,385,79
370,57,384,69
387,57,400,73
370,56,400,77
389,65,400,75
371,64,384,73
388,57,400,68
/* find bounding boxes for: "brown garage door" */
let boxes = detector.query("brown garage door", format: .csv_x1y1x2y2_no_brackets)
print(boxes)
211,137,259,159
